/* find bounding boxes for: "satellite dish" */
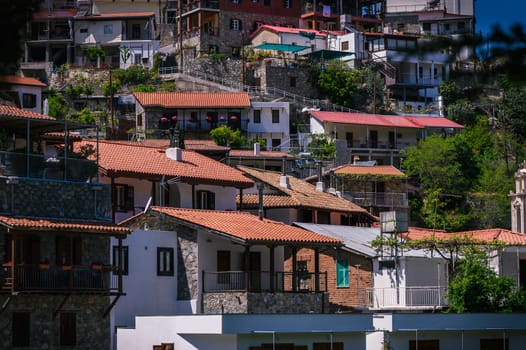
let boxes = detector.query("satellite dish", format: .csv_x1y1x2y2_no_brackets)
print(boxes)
143,196,152,214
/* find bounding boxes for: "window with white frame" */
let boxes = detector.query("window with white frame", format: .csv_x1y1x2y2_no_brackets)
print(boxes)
283,0,291,8
231,19,242,31
157,247,174,276
112,246,129,275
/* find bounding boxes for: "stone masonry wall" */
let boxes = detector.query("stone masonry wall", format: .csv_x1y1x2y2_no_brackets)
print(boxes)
203,292,329,314
177,224,198,301
0,177,111,220
0,294,110,350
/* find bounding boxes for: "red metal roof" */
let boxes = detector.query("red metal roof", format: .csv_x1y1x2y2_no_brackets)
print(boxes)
310,111,464,129
133,92,251,108
0,105,55,121
149,207,342,245
33,9,77,20
0,75,47,87
229,150,295,158
79,140,254,188
0,216,129,236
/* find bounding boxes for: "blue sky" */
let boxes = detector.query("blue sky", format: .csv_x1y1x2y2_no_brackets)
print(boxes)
476,0,526,36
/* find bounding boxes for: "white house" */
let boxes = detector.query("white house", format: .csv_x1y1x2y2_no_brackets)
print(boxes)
0,76,47,114
248,101,290,151
249,25,330,53
114,207,343,348
73,12,159,68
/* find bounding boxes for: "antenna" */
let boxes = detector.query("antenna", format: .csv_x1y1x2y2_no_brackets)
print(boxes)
143,196,152,214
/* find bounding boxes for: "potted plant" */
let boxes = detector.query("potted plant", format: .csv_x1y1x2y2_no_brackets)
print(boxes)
39,259,50,269
91,262,103,270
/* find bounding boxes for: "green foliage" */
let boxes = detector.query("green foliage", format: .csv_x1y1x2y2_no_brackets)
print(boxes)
133,84,155,92
497,88,526,138
307,134,335,161
87,46,106,61
152,52,163,71
47,90,68,120
112,65,158,86
102,80,121,97
439,80,462,105
65,84,93,98
250,138,267,149
77,108,95,124
447,99,477,126
120,46,131,65
159,81,179,92
447,247,524,313
210,125,246,149
317,61,360,108
209,53,227,60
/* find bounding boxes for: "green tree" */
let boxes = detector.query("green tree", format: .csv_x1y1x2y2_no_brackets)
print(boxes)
210,125,246,149
47,90,68,120
447,99,477,126
447,247,524,313
307,134,335,161
317,61,360,108
497,87,526,138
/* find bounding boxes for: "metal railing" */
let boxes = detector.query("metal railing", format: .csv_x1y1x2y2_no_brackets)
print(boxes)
365,286,448,309
346,192,408,207
0,151,97,182
202,270,328,293
2,264,119,292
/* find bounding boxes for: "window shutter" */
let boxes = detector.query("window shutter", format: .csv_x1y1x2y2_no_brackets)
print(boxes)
125,185,134,211
238,20,243,30
208,192,215,209
336,259,349,287
230,19,234,30
73,238,82,265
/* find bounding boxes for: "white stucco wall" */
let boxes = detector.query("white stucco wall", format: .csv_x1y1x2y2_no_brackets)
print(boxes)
74,20,122,45
13,84,43,113
248,102,290,150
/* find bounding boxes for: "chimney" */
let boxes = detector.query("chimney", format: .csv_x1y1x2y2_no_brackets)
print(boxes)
279,175,290,189
254,142,260,156
353,155,360,165
316,161,325,192
257,182,265,220
166,147,182,162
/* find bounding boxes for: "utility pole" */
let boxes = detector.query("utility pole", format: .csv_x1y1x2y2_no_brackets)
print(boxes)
178,0,183,71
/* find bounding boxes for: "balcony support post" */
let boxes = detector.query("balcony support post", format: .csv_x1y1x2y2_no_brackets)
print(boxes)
269,245,275,292
102,295,121,319
53,294,71,319
314,248,320,292
118,238,123,294
291,247,297,292
244,245,250,291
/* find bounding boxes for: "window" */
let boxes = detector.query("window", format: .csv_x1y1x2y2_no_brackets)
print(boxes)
271,110,279,123
271,138,281,150
313,343,343,350
379,260,395,269
197,190,215,209
22,94,36,109
231,46,241,58
79,27,88,33
209,45,218,54
289,76,296,87
157,247,174,276
60,312,76,346
346,132,353,147
423,22,431,31
253,110,261,123
114,184,134,211
341,41,349,51
104,24,113,35
480,338,509,350
12,312,30,347
56,237,81,266
409,340,439,350
336,259,349,287
112,246,129,275
263,0,270,6
134,53,142,65
132,23,141,39
458,21,465,31
283,0,291,8
230,19,242,31
445,23,450,31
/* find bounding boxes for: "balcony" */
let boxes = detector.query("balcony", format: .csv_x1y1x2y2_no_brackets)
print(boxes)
0,151,97,182
202,271,329,314
365,286,448,310
346,192,408,208
1,264,120,294
203,270,328,293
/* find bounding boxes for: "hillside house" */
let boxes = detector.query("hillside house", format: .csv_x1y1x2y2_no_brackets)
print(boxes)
0,105,129,349
235,165,376,226
309,110,464,167
76,140,254,223
0,76,47,114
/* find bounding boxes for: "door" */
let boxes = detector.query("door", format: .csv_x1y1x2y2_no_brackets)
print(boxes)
369,130,378,148
249,252,261,292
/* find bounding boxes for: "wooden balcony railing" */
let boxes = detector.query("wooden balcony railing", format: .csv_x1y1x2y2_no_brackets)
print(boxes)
202,271,328,293
346,192,408,207
1,264,120,293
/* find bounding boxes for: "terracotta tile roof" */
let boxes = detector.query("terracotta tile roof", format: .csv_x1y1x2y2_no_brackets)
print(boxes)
149,207,342,245
80,12,155,20
333,164,406,177
133,92,251,108
79,140,254,188
0,75,47,87
229,150,295,158
0,216,129,236
236,166,373,217
310,111,464,129
404,227,526,246
185,139,230,151
0,105,55,120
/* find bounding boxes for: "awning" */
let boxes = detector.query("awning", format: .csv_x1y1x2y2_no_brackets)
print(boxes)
301,49,355,60
254,43,310,53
